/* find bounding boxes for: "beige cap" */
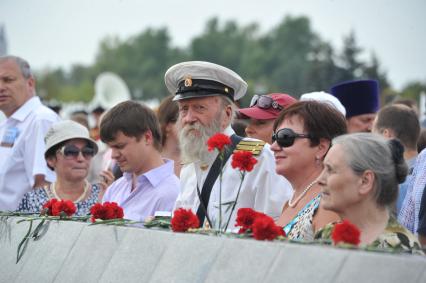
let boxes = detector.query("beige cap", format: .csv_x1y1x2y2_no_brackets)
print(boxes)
44,120,98,157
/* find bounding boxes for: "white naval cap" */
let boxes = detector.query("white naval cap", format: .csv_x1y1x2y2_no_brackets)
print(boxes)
164,61,248,101
300,91,346,116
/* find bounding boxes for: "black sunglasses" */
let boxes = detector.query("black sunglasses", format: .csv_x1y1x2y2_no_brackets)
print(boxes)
250,95,283,111
272,128,312,148
58,145,95,159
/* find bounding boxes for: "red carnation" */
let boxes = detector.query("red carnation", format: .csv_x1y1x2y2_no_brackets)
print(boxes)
105,202,124,219
251,215,284,241
90,203,105,222
51,200,76,217
207,133,232,152
171,208,200,232
331,219,361,246
42,198,59,215
231,151,258,172
235,208,265,233
90,202,124,223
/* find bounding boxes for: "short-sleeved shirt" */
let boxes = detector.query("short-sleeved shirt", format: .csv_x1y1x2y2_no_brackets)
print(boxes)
102,159,180,223
17,184,101,216
0,97,60,211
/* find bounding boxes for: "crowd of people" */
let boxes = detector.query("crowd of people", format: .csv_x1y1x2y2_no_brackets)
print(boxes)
1,54,425,253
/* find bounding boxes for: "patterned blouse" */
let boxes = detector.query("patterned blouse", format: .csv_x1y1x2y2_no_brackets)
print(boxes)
17,184,101,216
314,216,423,254
283,194,321,241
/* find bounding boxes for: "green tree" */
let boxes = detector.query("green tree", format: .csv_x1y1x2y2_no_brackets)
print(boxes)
94,28,186,100
336,30,364,82
257,15,319,97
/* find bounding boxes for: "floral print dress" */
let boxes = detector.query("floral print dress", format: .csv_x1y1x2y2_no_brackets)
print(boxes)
314,216,423,254
17,184,101,216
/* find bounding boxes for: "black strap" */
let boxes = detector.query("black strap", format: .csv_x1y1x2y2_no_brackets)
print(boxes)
196,134,243,226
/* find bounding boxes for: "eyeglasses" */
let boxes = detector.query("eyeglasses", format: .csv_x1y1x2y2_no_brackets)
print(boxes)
58,145,95,159
272,128,312,148
250,95,283,111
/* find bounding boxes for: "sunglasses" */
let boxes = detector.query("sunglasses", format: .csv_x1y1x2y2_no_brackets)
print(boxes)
272,128,312,148
250,95,283,111
58,145,95,159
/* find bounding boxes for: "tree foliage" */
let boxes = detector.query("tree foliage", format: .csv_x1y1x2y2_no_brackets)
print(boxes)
35,15,424,107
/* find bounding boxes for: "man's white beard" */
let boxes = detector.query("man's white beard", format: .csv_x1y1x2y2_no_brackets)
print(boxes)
178,113,223,164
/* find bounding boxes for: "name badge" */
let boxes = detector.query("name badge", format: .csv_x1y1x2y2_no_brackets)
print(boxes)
1,127,20,148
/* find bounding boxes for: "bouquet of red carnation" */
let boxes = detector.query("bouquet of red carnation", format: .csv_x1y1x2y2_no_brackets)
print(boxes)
90,202,124,223
331,219,361,246
235,208,285,241
42,198,76,217
171,208,200,232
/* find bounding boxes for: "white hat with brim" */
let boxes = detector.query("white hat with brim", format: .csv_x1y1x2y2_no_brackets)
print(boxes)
164,61,248,101
44,120,99,158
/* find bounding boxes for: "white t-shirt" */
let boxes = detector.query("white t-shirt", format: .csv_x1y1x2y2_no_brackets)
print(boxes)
174,126,293,230
0,97,60,211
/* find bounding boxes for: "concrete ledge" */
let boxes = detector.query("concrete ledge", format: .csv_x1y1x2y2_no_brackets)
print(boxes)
1,217,425,283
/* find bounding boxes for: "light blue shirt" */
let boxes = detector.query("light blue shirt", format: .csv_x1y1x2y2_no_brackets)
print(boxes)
102,159,180,223
398,149,426,233
396,156,417,215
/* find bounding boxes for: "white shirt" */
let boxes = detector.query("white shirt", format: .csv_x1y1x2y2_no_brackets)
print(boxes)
175,126,293,230
0,97,60,211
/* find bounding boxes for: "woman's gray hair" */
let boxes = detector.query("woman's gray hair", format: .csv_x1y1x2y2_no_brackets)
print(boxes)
0,55,33,79
332,133,408,207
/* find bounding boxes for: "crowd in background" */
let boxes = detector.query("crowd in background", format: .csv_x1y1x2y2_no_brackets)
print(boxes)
1,55,425,254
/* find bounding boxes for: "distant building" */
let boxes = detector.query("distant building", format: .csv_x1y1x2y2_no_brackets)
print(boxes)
0,25,7,56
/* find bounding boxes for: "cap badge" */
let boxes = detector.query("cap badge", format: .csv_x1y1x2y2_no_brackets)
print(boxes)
224,87,229,93
184,76,192,87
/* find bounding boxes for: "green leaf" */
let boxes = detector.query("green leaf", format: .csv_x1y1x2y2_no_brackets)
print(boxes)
16,219,33,263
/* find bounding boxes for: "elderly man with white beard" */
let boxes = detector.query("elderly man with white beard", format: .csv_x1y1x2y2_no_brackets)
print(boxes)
165,61,293,231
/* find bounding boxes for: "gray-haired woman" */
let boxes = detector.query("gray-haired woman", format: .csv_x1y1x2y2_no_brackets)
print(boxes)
315,133,421,253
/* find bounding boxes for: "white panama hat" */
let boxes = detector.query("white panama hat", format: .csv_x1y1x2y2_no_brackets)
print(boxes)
44,120,98,158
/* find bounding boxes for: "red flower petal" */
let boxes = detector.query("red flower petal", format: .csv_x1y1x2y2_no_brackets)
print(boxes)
231,151,258,172
235,208,266,232
251,214,282,241
331,219,361,246
171,208,200,232
207,133,231,152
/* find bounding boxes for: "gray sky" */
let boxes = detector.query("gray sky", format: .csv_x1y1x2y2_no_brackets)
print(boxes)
1,0,425,90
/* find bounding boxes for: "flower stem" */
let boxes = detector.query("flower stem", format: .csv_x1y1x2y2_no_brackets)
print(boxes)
224,171,245,231
218,151,224,233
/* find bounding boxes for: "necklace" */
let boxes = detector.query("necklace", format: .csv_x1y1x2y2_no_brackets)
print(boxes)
288,180,317,208
51,180,90,203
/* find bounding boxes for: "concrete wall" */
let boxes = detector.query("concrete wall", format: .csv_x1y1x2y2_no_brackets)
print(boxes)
0,217,425,283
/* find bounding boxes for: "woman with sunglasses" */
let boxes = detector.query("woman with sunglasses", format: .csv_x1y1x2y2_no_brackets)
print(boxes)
271,101,347,240
17,120,114,216
238,93,297,144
